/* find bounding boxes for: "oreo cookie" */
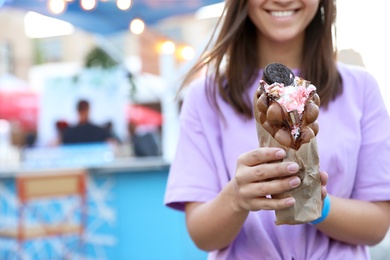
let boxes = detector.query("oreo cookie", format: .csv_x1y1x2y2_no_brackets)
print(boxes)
263,63,295,86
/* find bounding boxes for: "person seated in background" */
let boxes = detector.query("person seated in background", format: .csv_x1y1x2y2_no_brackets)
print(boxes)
61,99,110,144
129,123,161,157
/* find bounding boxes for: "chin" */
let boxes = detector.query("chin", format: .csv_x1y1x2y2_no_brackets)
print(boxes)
267,31,303,44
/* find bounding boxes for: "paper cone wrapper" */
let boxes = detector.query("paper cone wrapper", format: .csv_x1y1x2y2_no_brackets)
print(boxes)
256,121,321,225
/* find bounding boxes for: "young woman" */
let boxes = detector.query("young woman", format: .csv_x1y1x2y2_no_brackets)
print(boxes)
164,0,390,259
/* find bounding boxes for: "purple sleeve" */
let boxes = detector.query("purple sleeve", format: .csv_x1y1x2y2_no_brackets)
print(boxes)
352,71,390,201
164,79,223,211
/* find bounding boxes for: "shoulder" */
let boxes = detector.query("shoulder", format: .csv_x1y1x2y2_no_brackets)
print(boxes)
336,62,388,116
178,76,223,135
336,62,382,105
337,62,378,86
180,76,216,115
182,77,210,103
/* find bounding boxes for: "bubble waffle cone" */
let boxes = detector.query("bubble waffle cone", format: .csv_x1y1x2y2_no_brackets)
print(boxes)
254,63,322,225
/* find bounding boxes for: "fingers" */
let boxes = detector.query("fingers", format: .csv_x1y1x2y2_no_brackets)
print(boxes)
233,173,300,212
320,170,328,186
236,160,300,184
233,148,306,212
238,147,287,166
240,176,301,199
320,170,328,200
321,186,328,201
245,196,296,211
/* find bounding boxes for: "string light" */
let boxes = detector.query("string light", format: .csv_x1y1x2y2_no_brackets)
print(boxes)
130,18,145,35
177,46,195,61
48,0,135,12
116,0,131,10
47,0,148,35
161,41,176,55
48,0,67,14
80,0,97,11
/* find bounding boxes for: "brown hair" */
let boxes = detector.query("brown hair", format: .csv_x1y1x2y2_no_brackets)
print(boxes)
179,0,342,118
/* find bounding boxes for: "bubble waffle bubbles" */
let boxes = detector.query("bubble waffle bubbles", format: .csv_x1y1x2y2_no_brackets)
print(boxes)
255,63,320,150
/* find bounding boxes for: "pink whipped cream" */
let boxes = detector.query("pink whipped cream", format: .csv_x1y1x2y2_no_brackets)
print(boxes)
260,77,316,114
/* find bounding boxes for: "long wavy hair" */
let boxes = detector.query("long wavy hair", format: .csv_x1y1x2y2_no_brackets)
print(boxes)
180,0,342,118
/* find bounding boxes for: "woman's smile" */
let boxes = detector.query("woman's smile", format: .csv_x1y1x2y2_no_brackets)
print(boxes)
249,0,319,44
268,9,297,18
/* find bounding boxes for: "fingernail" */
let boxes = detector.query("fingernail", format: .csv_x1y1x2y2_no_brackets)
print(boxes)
287,163,299,173
286,198,295,206
290,177,301,187
275,149,286,159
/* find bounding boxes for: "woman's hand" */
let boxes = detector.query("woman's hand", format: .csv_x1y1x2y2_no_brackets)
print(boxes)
320,170,328,200
231,147,302,213
185,147,301,251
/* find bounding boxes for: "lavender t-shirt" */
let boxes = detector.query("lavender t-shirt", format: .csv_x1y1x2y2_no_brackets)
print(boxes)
164,63,390,260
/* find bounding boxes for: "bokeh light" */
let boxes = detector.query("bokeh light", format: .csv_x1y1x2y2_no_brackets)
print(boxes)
80,0,97,11
48,0,67,14
178,46,195,61
116,0,131,10
130,18,145,35
161,41,176,55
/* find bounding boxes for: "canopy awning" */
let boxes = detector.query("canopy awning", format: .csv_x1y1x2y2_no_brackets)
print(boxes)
1,0,223,35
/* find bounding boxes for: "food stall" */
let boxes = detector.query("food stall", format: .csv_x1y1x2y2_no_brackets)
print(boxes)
0,71,205,259
0,157,207,259
0,0,225,258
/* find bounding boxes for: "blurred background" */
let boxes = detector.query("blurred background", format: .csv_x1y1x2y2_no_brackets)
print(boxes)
0,0,388,259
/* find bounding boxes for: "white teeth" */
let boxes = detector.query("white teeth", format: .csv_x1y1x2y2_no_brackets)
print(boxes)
271,10,294,17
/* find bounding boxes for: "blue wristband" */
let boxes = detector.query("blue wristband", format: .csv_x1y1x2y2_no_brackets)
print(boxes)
310,195,331,225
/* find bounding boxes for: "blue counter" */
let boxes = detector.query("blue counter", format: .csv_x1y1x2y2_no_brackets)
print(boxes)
0,158,208,260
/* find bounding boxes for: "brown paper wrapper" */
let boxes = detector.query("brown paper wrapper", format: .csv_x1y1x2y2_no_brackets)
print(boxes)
256,121,321,225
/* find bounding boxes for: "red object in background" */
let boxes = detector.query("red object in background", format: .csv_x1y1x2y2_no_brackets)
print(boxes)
0,91,39,132
126,104,163,126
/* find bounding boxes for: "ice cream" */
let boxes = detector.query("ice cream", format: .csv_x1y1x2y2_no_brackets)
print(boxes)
255,63,320,150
